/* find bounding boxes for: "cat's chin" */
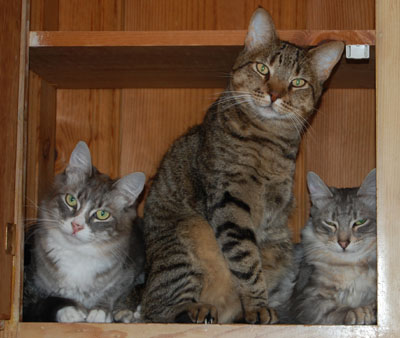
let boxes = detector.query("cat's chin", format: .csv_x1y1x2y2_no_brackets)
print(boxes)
57,226,94,244
254,106,287,120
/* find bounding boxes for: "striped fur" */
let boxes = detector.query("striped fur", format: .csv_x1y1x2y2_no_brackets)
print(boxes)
142,8,344,324
291,170,377,324
24,142,146,323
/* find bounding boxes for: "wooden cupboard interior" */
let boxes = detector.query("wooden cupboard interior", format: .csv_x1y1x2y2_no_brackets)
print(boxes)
26,0,377,322
8,0,400,337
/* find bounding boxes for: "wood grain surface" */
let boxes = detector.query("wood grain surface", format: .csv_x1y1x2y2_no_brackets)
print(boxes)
55,89,121,178
376,0,400,331
14,2,380,337
0,0,24,320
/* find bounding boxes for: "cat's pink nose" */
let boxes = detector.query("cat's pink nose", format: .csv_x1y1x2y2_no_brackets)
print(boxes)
338,240,350,250
71,221,84,235
270,91,281,102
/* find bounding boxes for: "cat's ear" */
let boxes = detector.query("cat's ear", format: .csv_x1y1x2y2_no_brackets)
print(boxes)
307,171,333,208
114,172,146,205
66,141,92,177
357,168,376,209
308,41,344,84
245,8,277,50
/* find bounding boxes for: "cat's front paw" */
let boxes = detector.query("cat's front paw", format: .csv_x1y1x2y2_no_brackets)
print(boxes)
175,303,218,324
56,306,87,323
244,307,278,324
114,305,143,323
344,305,376,325
86,308,113,323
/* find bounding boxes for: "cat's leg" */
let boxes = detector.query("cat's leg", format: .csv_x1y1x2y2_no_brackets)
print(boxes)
142,216,214,323
344,303,377,325
113,283,144,323
208,201,278,324
296,292,377,325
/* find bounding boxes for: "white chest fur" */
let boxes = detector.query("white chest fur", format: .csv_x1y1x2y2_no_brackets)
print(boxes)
43,230,117,308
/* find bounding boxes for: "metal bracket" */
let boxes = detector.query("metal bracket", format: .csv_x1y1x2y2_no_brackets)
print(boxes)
346,44,370,59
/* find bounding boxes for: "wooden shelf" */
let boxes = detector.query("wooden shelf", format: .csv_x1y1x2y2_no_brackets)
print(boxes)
29,30,375,89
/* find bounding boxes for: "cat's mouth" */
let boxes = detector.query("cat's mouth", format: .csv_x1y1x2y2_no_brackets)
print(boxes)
252,98,291,120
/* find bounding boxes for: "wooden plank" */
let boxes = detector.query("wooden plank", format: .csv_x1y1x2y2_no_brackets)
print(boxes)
17,322,381,338
58,0,123,31
30,0,59,31
119,88,220,215
376,0,400,331
55,89,121,178
307,0,375,29
123,0,307,30
28,33,375,89
0,0,24,321
305,89,376,187
29,30,376,47
25,72,57,223
26,0,59,222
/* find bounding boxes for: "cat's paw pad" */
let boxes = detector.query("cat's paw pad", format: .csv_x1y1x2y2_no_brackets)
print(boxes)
56,306,87,323
245,307,278,324
114,309,136,323
86,308,112,323
344,306,376,325
175,303,218,324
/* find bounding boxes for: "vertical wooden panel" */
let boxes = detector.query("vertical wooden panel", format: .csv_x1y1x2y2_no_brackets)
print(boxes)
0,0,24,320
120,88,220,177
307,0,375,29
305,89,376,187
26,73,57,222
26,0,59,221
30,0,59,31
124,0,305,30
376,0,400,330
55,89,121,177
58,0,124,31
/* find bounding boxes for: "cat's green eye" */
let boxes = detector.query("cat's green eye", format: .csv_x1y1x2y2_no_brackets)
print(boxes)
96,210,110,220
354,219,367,227
65,194,77,207
255,63,269,76
291,78,306,88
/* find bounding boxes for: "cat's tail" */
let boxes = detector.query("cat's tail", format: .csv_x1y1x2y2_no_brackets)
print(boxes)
23,296,77,322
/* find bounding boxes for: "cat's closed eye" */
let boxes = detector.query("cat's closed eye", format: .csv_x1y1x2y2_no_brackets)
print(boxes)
322,220,337,231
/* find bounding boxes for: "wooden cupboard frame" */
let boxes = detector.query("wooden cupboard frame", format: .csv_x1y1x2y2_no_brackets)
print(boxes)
1,0,399,337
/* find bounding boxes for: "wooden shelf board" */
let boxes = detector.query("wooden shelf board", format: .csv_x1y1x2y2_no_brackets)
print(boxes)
29,30,375,89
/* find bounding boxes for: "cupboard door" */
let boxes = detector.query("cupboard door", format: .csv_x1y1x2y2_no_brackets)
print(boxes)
0,0,24,319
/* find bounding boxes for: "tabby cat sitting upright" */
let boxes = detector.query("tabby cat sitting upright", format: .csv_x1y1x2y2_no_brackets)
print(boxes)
142,8,344,324
291,169,377,324
24,141,146,323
